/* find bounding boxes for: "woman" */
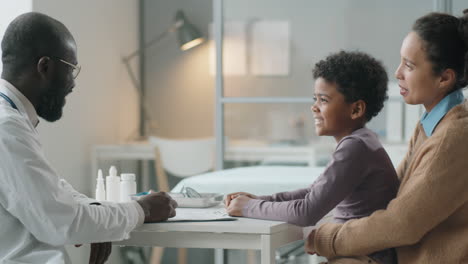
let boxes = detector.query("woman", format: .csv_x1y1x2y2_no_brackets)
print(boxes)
306,10,468,264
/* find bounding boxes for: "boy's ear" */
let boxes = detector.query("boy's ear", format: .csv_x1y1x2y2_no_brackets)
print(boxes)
350,100,366,120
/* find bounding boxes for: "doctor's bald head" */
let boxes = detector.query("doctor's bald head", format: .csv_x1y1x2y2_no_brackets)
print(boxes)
1,12,76,79
1,12,79,122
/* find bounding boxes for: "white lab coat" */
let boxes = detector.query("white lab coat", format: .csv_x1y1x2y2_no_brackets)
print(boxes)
0,79,144,263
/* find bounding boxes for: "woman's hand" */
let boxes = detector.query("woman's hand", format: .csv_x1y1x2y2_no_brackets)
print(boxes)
226,195,253,216
224,192,258,207
305,229,317,255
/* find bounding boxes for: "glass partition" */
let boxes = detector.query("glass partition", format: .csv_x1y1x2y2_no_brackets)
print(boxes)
217,0,433,169
453,0,466,15
223,102,321,166
221,0,432,97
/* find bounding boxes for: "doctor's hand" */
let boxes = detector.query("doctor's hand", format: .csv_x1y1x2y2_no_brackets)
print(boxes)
224,192,258,207
226,195,252,216
89,242,112,264
304,229,317,255
137,191,178,222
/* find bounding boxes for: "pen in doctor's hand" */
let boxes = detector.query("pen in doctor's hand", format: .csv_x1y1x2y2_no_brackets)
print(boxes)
135,190,153,196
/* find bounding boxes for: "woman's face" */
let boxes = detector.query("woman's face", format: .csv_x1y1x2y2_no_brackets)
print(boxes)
395,31,445,112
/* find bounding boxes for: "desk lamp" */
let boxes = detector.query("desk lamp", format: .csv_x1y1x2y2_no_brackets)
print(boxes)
122,10,204,140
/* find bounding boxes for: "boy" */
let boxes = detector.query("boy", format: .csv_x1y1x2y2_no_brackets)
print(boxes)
225,51,398,264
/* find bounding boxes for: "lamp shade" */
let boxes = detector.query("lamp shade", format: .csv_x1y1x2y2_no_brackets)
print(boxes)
175,10,204,51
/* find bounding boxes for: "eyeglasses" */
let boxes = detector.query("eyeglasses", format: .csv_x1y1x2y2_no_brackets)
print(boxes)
57,58,81,79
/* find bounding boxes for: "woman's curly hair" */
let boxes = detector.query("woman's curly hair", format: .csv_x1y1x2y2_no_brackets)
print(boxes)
313,51,389,121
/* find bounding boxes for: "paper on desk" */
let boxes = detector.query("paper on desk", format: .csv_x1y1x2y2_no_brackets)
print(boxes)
166,207,237,222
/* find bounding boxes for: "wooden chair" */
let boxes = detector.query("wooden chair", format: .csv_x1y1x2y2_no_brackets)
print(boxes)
148,136,215,264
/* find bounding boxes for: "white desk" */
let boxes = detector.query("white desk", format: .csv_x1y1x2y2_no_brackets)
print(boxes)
225,140,316,164
91,141,407,182
91,141,317,191
90,142,155,191
111,166,322,264
91,140,315,169
115,210,303,264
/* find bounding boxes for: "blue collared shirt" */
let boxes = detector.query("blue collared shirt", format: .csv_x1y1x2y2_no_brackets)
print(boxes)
420,89,464,136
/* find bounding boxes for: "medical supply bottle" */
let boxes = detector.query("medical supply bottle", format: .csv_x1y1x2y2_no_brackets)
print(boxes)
95,169,106,201
106,166,120,202
120,173,137,202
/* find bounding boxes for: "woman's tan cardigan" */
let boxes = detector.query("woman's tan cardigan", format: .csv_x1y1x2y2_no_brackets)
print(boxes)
314,100,468,263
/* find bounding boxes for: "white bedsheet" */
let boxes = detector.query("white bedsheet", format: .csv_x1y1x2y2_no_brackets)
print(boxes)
171,166,325,196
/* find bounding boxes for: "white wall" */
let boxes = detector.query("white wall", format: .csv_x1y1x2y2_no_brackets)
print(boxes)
143,0,214,138
0,0,33,72
32,1,139,263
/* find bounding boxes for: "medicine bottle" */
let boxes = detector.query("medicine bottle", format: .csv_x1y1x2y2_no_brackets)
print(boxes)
106,166,120,202
120,173,137,202
95,169,106,201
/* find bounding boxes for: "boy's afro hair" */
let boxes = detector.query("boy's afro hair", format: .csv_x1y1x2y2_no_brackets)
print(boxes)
313,51,389,121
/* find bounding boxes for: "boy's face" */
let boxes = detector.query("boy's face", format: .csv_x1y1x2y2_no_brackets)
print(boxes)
311,78,356,142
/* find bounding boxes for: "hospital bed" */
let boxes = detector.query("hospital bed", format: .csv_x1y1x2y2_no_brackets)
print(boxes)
171,165,325,195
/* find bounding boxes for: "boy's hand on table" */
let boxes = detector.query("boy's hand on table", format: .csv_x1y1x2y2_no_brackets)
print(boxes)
224,192,258,207
226,195,252,216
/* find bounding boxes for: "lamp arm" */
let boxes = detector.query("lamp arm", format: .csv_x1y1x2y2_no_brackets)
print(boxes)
121,19,185,139
122,58,141,92
122,57,157,139
122,20,184,62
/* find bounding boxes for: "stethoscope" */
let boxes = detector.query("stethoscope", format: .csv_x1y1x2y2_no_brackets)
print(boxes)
0,92,18,110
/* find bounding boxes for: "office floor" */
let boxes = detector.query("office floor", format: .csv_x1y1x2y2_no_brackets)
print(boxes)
223,240,328,264
117,246,326,264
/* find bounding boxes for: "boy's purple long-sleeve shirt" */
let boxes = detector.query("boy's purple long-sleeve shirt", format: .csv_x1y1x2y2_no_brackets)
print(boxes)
242,127,399,227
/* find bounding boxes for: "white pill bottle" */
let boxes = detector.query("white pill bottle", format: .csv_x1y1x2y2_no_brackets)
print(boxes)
106,166,120,202
120,173,137,202
95,169,106,201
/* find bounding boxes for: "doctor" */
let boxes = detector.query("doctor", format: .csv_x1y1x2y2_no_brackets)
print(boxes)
0,12,177,264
